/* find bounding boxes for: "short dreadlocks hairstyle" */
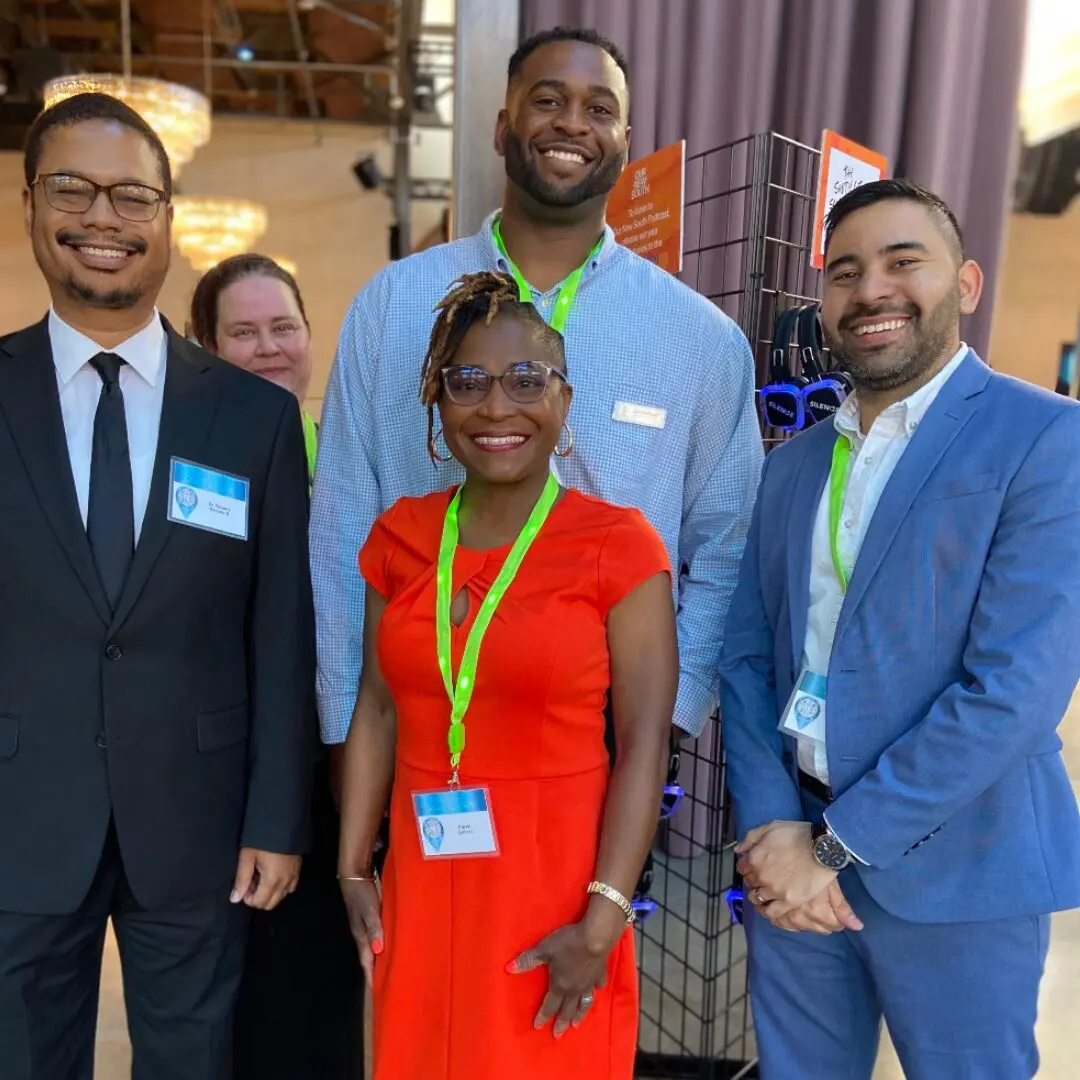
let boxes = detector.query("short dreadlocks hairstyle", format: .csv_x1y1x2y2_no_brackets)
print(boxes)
419,270,566,457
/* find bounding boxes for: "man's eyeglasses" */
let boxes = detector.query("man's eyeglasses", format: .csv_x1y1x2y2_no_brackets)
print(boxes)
31,173,167,223
440,361,567,406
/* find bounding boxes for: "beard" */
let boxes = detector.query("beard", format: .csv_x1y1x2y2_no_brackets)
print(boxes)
62,273,147,310
504,127,626,209
43,220,165,311
828,287,961,394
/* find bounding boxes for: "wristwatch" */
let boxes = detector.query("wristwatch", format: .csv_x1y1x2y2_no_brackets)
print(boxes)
811,821,853,871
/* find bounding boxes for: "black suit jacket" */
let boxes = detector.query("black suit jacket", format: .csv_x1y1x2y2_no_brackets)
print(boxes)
0,316,316,915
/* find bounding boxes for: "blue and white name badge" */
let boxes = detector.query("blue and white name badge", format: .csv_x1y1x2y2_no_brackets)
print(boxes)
168,457,250,541
412,787,499,860
779,670,827,743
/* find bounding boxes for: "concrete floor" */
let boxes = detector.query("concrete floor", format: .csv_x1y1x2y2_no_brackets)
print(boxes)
93,690,1080,1078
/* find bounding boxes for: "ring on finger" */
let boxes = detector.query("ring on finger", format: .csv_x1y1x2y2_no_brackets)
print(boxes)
580,994,594,1007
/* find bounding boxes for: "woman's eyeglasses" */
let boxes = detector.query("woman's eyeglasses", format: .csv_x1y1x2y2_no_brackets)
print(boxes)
32,173,167,223
440,361,567,406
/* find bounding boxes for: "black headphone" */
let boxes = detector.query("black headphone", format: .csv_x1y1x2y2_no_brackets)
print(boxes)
797,304,853,426
759,304,807,432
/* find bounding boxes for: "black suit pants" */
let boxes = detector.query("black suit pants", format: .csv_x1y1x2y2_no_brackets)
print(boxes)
0,823,247,1080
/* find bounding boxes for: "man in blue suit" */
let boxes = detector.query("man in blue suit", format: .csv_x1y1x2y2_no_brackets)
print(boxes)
719,179,1080,1079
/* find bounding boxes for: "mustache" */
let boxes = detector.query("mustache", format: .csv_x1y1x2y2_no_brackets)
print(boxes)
57,229,147,255
839,302,919,331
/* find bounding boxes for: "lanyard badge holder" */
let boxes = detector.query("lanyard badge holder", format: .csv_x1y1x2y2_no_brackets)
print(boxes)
413,472,561,861
759,305,807,432
798,303,853,426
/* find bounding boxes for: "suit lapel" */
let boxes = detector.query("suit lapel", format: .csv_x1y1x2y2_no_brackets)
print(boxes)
833,352,991,645
110,325,218,631
785,429,834,667
0,318,112,623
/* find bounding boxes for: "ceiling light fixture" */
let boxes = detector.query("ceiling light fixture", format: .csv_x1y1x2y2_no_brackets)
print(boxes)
43,75,211,176
172,196,269,272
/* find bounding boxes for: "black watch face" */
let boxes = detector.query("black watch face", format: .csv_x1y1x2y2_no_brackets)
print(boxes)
814,835,850,871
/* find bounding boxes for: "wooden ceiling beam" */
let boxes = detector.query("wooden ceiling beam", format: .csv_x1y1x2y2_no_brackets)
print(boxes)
19,15,119,42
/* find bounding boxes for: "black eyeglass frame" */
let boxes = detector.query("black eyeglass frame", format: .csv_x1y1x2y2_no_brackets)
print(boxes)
31,173,168,223
439,361,569,406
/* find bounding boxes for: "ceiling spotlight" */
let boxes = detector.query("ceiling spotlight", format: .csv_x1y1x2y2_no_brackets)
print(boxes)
352,153,383,191
235,46,255,63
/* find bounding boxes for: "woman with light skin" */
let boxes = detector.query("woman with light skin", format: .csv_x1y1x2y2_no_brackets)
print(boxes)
191,254,365,1080
190,254,319,482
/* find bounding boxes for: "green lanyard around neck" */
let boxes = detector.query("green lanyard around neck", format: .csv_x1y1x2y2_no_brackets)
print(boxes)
828,436,853,593
436,471,560,785
491,216,604,335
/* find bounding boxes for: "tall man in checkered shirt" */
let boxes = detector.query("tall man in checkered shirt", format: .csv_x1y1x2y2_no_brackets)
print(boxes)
311,27,762,762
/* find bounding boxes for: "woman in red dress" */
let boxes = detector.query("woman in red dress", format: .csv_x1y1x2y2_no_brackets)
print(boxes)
337,271,678,1078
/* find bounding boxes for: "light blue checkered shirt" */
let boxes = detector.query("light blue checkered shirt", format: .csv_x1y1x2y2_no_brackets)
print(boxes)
310,212,763,743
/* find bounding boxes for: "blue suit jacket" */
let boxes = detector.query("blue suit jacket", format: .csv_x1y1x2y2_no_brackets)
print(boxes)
719,351,1080,923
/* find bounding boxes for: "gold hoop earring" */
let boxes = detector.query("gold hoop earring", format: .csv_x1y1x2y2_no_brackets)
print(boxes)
554,423,574,458
428,427,454,464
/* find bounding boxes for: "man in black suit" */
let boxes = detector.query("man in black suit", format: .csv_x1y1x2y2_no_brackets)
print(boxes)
0,94,315,1079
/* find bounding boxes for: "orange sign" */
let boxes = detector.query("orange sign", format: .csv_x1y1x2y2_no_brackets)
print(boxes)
811,130,889,269
607,140,686,273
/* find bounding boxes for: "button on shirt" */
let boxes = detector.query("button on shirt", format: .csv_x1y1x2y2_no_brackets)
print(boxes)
799,345,968,785
310,212,764,743
49,309,166,543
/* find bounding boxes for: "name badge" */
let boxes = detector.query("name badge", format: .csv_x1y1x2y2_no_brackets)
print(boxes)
412,787,499,859
168,457,250,541
612,401,667,429
779,670,827,743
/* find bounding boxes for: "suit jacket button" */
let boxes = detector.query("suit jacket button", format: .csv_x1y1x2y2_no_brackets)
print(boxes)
95,732,107,750
105,644,122,661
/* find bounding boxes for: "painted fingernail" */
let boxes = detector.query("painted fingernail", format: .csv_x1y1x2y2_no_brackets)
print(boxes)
230,890,241,904
372,939,384,956
506,960,518,974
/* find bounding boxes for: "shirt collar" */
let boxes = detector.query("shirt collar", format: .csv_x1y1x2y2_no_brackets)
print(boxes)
48,308,167,388
481,210,618,289
835,343,969,442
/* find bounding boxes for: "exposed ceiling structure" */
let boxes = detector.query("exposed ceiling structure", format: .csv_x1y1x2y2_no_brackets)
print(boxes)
0,0,450,151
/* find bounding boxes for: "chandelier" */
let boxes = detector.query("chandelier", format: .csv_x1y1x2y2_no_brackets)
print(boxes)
172,196,269,272
44,75,212,176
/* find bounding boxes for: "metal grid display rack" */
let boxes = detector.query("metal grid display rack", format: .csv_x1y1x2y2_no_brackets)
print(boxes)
633,132,824,1080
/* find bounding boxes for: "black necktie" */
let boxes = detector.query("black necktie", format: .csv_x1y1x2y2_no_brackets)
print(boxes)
87,352,134,610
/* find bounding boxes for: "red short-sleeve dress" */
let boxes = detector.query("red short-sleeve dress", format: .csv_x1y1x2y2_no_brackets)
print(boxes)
359,487,671,1080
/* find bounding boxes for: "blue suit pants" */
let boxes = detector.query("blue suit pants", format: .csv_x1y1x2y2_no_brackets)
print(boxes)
745,862,1049,1079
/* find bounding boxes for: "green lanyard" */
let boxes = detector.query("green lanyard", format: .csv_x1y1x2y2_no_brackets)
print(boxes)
436,472,560,785
301,411,318,491
491,217,603,335
828,436,853,593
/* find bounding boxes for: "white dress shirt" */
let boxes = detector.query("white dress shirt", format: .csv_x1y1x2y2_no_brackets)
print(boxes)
798,345,969,785
49,309,167,544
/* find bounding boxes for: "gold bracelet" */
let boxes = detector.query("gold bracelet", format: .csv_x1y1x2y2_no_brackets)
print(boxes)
337,870,378,883
587,881,636,925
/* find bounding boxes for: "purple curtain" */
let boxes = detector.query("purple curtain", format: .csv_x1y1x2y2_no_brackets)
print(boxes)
522,0,1029,358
